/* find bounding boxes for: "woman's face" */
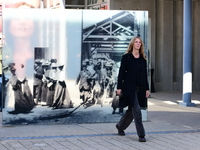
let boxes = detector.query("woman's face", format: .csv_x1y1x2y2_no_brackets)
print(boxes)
133,38,141,50
5,0,40,8
9,17,34,38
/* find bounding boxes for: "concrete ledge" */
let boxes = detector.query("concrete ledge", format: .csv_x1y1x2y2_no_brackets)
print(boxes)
179,102,195,107
141,109,148,121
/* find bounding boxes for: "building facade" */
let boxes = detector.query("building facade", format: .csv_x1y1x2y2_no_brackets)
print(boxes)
110,0,200,92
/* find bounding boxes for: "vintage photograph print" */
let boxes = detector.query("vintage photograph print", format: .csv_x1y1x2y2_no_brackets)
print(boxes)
2,9,148,125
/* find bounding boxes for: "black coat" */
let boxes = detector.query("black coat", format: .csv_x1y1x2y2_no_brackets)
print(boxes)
117,53,149,108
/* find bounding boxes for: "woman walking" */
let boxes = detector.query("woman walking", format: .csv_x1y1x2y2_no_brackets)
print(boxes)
115,36,150,142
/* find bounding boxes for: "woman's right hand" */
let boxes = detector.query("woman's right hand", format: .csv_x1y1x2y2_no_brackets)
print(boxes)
116,89,122,95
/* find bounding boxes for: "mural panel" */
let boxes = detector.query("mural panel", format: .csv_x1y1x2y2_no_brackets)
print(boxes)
2,9,148,125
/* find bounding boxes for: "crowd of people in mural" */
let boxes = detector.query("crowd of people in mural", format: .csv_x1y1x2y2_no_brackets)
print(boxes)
2,54,122,115
2,58,73,114
76,55,123,114
0,0,126,116
34,58,73,110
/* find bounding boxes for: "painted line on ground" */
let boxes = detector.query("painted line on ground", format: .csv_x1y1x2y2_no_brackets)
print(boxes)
0,130,199,140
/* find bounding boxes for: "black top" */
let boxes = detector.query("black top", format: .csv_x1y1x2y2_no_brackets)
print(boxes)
117,53,149,108
135,58,141,88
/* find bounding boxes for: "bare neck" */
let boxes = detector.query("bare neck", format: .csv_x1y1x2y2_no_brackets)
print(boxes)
132,49,140,58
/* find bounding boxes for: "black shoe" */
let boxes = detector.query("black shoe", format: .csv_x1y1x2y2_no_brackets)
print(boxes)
139,136,146,142
112,110,115,114
116,124,125,136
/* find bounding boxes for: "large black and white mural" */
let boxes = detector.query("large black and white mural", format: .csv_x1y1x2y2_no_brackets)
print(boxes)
2,9,148,125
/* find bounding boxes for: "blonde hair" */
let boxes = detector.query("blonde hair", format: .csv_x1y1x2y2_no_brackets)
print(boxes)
125,36,146,59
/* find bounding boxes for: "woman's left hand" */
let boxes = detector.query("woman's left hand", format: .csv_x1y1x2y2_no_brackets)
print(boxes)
146,90,150,98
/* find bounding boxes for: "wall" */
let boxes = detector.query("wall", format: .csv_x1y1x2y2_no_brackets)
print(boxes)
193,1,200,91
110,0,200,92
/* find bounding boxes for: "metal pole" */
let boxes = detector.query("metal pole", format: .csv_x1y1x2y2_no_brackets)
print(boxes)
179,0,195,107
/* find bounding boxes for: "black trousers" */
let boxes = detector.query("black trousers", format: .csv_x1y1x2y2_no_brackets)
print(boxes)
117,91,145,137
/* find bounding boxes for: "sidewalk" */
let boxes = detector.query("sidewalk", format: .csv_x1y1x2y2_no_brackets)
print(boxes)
0,91,200,150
